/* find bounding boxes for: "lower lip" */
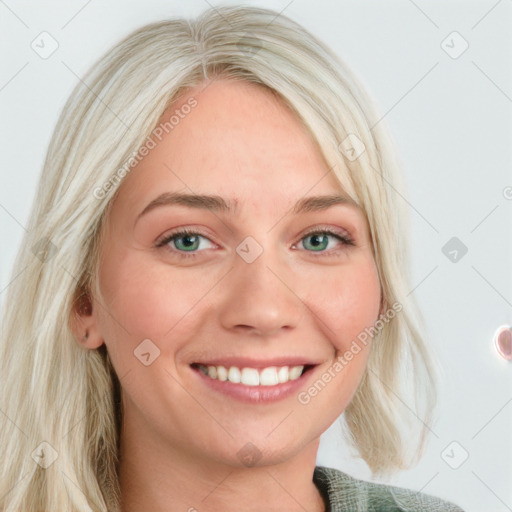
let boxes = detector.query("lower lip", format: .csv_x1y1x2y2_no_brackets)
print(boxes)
190,366,317,404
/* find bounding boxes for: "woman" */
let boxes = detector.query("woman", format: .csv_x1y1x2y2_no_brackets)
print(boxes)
0,5,465,511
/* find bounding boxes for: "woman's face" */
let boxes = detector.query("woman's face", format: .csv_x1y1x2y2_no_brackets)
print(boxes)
90,78,382,467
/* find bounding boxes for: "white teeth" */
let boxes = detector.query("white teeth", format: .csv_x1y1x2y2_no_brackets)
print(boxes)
228,366,241,383
197,363,306,385
260,367,278,386
277,366,289,383
289,366,303,380
217,365,228,381
241,368,259,386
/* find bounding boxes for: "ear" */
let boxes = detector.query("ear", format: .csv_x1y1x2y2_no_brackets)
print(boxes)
69,287,104,350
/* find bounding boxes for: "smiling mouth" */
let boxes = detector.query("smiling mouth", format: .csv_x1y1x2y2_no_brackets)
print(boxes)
190,363,315,386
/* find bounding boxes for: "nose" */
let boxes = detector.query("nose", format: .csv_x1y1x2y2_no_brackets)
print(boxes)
217,249,303,337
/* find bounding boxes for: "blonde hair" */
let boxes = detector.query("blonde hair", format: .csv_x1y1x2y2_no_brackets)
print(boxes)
0,5,438,511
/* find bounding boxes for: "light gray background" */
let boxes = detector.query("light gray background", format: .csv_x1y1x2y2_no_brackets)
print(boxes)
1,1,511,511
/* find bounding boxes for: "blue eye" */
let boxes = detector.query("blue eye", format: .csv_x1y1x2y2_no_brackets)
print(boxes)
156,229,215,257
300,231,351,252
156,227,354,259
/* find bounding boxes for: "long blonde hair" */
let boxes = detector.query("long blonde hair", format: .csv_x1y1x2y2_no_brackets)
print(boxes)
0,5,438,511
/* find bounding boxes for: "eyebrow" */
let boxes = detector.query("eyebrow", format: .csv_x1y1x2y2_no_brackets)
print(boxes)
135,191,358,222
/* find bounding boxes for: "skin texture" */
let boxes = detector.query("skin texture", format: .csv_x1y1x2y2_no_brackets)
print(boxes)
72,78,382,512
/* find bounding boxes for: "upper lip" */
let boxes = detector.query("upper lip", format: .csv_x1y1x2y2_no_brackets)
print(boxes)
191,357,320,369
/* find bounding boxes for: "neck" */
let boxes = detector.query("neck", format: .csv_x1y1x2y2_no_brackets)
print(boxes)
118,409,327,512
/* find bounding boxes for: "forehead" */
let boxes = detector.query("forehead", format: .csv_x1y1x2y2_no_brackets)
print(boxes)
111,78,354,217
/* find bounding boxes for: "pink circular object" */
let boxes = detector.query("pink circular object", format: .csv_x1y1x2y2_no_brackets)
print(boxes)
495,326,512,361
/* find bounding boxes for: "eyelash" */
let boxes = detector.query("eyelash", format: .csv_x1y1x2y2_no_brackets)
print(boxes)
155,226,355,260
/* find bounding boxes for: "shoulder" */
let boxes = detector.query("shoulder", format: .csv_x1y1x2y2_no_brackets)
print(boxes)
313,465,466,512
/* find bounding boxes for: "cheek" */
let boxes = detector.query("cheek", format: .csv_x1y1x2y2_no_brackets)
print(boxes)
296,257,381,422
308,256,381,352
95,250,216,355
